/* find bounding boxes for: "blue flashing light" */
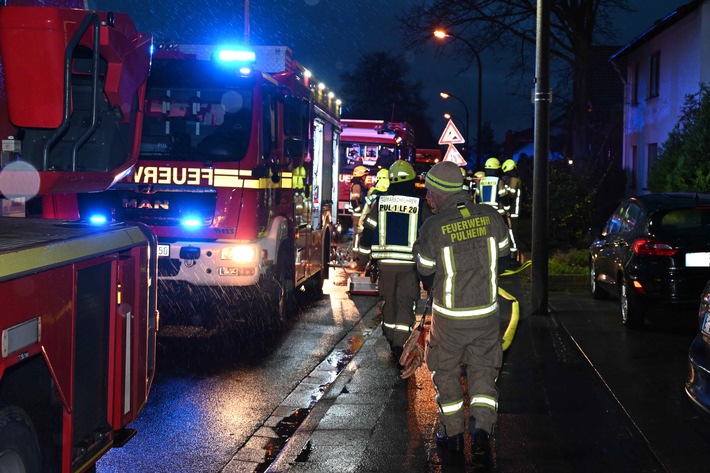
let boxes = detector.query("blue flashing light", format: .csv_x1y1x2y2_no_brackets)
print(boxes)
217,49,256,63
89,214,107,225
180,216,203,229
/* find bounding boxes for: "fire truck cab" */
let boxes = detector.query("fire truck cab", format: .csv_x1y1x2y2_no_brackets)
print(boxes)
75,44,341,332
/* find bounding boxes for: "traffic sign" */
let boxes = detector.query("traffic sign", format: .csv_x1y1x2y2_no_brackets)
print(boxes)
443,144,467,166
438,120,465,145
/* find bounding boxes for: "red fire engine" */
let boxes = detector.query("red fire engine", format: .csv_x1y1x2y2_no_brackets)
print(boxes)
336,119,414,232
74,44,341,331
0,3,156,472
414,148,442,196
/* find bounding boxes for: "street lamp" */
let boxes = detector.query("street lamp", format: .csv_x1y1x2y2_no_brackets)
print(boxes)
443,113,466,136
439,92,469,144
434,28,483,170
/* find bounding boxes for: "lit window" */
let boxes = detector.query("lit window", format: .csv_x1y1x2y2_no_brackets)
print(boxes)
649,51,660,98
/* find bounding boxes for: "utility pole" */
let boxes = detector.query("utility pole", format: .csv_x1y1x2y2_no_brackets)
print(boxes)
244,0,250,45
532,0,550,315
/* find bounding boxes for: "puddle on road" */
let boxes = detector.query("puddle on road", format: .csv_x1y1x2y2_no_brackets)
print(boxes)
254,408,311,473
326,333,364,373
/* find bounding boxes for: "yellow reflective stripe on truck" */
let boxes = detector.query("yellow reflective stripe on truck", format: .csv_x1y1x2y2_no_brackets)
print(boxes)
132,167,294,189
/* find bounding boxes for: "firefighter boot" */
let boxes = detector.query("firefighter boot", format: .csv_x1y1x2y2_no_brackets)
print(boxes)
471,428,491,470
435,428,464,463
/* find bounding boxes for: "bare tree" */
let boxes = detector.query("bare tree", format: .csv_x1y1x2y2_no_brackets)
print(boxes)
400,0,633,160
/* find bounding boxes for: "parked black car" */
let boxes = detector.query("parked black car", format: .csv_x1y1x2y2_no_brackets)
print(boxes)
686,279,710,419
589,193,710,328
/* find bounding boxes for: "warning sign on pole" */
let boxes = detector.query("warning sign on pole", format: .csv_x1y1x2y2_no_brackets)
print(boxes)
443,144,467,166
438,120,465,145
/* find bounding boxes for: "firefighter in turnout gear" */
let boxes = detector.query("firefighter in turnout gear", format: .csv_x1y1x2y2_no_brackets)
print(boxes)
358,160,432,358
350,165,369,249
477,158,506,215
414,161,510,467
501,159,522,262
358,167,390,233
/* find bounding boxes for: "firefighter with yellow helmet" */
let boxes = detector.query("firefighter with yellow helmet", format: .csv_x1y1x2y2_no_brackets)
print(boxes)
358,167,390,233
501,159,522,262
476,158,506,214
358,160,432,358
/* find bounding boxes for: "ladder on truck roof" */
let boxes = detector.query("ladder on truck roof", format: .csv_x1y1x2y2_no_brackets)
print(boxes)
0,6,152,194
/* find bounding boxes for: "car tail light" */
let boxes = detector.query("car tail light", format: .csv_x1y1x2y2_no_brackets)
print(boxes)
632,238,677,257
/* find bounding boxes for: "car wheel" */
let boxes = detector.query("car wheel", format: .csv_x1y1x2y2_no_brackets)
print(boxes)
590,263,606,300
0,406,42,473
619,275,644,329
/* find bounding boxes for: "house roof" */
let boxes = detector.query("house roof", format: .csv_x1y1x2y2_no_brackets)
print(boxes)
609,0,700,62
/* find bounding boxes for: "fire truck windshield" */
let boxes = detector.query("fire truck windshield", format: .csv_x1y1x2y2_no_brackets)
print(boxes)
140,87,253,163
340,142,396,173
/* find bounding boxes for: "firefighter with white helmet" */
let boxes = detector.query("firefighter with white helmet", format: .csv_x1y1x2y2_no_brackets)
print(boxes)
358,160,431,358
413,160,510,467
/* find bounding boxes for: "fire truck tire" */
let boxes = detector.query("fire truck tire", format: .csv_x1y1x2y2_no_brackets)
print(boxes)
322,230,332,282
265,244,296,327
0,406,41,473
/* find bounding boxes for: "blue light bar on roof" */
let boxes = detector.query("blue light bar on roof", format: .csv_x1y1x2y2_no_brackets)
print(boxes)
217,49,256,63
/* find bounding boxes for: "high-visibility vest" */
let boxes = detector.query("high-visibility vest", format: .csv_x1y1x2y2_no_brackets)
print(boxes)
478,176,505,213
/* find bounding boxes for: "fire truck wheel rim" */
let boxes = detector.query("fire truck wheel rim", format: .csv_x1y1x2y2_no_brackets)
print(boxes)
0,406,42,473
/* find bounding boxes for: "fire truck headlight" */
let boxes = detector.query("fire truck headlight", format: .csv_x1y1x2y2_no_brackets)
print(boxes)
222,245,258,263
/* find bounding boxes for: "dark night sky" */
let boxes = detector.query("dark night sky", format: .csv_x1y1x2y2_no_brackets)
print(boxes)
90,0,689,144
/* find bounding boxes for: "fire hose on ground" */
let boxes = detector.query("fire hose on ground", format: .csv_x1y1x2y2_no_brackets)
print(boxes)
499,259,531,351
400,259,532,378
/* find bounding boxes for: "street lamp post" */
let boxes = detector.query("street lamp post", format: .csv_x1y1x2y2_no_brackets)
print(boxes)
439,92,469,145
434,29,483,170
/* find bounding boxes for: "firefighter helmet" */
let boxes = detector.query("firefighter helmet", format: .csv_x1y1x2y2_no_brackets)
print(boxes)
474,171,485,179
502,159,517,173
484,157,501,170
352,165,368,178
389,160,416,183
375,168,390,191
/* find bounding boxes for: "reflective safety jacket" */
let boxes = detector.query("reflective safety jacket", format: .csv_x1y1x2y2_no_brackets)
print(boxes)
359,190,430,266
502,174,522,218
350,177,367,216
415,191,510,319
358,187,387,232
477,176,506,214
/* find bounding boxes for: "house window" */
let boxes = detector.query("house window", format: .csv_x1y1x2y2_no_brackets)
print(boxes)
649,51,660,98
630,145,638,189
646,143,658,189
631,64,639,106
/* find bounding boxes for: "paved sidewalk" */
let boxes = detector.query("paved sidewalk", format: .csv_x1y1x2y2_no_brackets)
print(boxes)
267,278,665,472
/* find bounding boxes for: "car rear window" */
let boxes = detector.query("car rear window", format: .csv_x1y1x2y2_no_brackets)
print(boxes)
655,207,710,237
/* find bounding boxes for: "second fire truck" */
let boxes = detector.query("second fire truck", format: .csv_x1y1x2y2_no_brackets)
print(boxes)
73,44,341,331
336,119,414,234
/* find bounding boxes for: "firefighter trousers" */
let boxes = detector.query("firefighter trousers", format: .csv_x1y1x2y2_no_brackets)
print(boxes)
425,311,502,437
377,263,419,349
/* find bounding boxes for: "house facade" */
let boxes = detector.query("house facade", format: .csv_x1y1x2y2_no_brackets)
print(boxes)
610,0,710,195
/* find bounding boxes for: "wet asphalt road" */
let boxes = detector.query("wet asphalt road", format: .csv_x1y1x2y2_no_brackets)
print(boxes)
96,265,378,473
95,268,710,473
552,293,710,473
